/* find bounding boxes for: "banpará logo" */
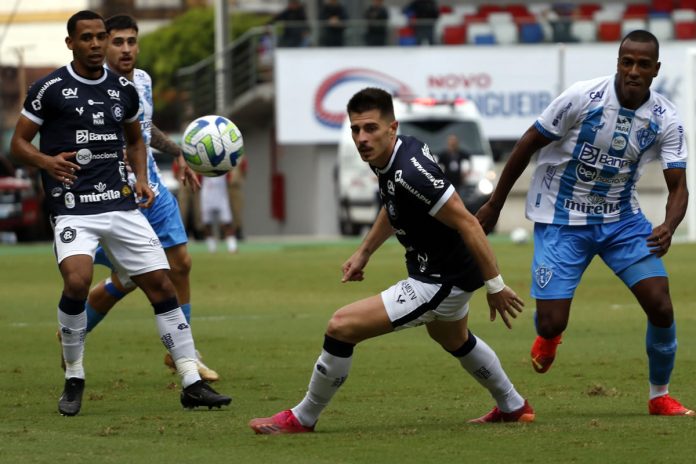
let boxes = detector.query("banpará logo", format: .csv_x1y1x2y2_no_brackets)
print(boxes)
578,142,632,168
75,130,118,144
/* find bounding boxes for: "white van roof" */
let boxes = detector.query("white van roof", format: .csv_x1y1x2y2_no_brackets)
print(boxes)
393,97,483,121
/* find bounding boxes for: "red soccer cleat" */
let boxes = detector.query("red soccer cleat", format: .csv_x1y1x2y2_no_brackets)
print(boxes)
530,334,562,373
249,409,315,435
649,395,695,416
468,399,535,423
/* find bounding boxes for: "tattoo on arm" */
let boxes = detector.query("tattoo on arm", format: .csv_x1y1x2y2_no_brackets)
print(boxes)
151,125,182,157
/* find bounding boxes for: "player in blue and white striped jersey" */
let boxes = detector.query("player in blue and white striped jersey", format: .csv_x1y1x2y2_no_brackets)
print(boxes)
477,30,693,416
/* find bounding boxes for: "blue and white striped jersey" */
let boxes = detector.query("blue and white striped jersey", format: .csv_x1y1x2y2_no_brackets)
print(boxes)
527,74,687,225
132,68,168,198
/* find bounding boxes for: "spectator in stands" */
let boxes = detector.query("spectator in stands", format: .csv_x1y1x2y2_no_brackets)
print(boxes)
404,0,440,45
438,134,471,195
364,0,389,46
319,0,349,47
272,0,309,47
546,3,578,43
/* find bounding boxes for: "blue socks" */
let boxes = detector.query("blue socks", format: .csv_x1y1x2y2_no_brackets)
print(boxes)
181,303,191,324
85,302,106,333
646,321,677,386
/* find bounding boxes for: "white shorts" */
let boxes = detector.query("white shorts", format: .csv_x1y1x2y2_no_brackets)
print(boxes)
200,176,232,224
381,277,472,330
53,210,170,277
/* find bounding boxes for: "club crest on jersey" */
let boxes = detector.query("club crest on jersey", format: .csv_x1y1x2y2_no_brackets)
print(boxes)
111,103,124,122
535,265,553,288
636,127,657,150
60,227,76,243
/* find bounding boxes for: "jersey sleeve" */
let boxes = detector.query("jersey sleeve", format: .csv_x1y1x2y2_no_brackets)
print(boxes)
659,116,687,170
21,76,55,125
119,77,142,123
535,82,584,141
397,143,455,216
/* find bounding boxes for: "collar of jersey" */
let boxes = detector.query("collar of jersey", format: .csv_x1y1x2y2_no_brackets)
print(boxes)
67,63,108,85
375,138,402,174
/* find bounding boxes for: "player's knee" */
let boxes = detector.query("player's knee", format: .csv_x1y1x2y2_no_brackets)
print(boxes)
326,310,357,343
62,272,91,298
135,271,177,301
647,302,674,327
169,253,192,280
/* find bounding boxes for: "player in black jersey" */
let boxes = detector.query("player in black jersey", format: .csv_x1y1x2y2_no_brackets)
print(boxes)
10,10,230,416
250,87,533,434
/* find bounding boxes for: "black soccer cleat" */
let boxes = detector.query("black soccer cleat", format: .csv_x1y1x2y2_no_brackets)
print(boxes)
180,380,232,410
58,377,85,416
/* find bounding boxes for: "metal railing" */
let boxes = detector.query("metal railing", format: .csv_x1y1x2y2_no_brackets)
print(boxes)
176,25,272,121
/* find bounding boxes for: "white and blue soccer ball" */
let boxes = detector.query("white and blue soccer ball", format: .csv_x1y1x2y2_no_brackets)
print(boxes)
510,227,530,244
181,115,244,177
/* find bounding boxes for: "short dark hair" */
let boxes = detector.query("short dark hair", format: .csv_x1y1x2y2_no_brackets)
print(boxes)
620,29,659,58
105,14,139,34
346,87,395,121
67,10,104,37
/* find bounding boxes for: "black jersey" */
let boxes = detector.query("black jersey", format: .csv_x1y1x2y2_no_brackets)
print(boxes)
21,64,141,216
374,135,483,292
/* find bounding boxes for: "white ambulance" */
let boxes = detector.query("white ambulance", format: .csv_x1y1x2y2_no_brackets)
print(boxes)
335,97,495,235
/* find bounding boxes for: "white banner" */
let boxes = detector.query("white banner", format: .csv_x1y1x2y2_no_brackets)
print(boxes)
275,42,690,144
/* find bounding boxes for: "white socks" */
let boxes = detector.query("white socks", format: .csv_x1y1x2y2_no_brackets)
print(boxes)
649,383,669,400
456,335,525,413
292,349,352,427
58,309,86,379
155,308,200,387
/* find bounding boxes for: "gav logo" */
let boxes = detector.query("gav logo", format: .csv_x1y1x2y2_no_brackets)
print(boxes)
62,88,78,99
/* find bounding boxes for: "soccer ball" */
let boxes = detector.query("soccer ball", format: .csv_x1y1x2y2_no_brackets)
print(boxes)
181,115,244,177
510,227,530,244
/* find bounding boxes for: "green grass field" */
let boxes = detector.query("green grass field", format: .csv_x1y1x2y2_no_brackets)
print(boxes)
1,237,695,463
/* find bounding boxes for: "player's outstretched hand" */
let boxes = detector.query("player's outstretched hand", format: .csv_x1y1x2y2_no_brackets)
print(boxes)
486,286,524,329
475,201,501,235
178,155,201,192
647,224,673,257
341,250,369,283
47,151,80,185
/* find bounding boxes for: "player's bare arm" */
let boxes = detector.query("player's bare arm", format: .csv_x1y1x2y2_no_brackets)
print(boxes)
10,115,80,185
476,125,551,233
648,168,688,257
435,193,524,328
123,119,154,208
151,124,201,191
341,207,394,283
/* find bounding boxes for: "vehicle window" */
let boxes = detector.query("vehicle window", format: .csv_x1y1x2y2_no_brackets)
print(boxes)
399,121,485,156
